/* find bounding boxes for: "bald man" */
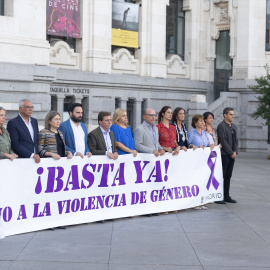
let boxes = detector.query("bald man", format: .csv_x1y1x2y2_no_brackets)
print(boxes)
134,108,165,157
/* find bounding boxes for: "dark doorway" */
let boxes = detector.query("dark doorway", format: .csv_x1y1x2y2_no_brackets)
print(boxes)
0,0,4,16
214,31,232,100
127,99,135,131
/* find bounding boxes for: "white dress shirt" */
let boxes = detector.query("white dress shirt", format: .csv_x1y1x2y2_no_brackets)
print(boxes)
99,126,112,155
19,114,35,157
70,119,85,155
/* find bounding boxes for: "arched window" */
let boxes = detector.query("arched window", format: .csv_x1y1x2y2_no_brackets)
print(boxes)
266,0,270,50
166,0,185,60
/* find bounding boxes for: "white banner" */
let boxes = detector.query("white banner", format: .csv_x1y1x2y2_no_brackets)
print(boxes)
0,146,223,238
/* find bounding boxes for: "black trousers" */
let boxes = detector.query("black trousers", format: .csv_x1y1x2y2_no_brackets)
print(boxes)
221,155,235,199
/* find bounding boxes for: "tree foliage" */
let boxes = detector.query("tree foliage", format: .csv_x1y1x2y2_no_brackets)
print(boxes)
249,65,270,127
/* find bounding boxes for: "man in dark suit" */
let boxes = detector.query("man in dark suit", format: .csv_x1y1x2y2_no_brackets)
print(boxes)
216,107,238,204
7,99,40,163
88,111,118,223
58,103,91,159
88,111,118,160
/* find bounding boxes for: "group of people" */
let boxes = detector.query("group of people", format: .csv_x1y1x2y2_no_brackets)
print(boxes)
0,99,238,210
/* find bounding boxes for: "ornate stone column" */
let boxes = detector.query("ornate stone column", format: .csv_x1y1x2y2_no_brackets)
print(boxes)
133,99,142,129
74,97,83,104
56,95,65,119
85,0,112,73
138,0,168,78
119,99,127,111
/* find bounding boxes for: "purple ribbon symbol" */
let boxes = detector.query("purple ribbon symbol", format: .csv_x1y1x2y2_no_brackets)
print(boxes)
206,151,220,190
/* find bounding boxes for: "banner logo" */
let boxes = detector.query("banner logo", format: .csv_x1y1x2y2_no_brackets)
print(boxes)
206,151,220,190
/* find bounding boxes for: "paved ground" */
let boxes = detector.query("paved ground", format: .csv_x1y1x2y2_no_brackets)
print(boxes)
0,152,270,270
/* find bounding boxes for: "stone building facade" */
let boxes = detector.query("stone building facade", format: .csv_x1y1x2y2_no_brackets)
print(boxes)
0,0,269,151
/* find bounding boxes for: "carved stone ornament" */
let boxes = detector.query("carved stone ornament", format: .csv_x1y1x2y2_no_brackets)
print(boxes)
50,41,79,69
166,54,188,77
111,48,139,74
205,0,237,60
220,6,228,21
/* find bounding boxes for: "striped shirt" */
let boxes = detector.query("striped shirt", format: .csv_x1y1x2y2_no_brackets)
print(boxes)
38,129,67,158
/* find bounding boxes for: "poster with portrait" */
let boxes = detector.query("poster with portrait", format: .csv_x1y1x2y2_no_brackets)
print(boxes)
112,1,139,48
46,0,80,38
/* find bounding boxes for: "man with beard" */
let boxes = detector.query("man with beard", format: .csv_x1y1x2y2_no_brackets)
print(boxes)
58,103,91,158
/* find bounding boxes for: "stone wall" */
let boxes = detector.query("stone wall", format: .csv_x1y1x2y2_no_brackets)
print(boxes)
0,0,269,151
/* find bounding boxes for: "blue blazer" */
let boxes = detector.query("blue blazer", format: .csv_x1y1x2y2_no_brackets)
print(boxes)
7,115,39,158
58,119,90,155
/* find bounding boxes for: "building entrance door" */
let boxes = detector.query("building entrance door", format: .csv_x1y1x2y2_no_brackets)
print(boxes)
214,69,232,99
214,30,232,99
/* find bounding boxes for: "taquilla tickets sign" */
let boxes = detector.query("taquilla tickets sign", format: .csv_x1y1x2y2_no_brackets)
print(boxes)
0,146,223,238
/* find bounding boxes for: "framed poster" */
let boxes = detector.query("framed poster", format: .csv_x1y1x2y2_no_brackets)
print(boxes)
47,0,80,38
112,1,139,48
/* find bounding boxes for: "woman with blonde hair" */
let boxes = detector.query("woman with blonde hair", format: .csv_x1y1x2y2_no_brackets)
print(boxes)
38,111,72,159
0,107,18,160
110,108,137,156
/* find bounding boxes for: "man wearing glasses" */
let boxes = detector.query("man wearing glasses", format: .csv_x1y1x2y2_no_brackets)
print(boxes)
134,108,165,157
216,107,238,204
7,99,40,163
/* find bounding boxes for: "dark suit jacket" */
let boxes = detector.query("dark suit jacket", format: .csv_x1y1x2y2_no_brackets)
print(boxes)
58,119,90,155
217,120,238,156
88,126,117,155
7,115,39,158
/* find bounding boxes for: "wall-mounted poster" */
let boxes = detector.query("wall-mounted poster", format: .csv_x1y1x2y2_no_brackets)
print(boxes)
47,0,80,38
112,1,139,48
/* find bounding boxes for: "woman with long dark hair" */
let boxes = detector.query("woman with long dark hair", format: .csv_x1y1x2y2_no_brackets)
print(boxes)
171,107,190,151
156,106,180,155
203,112,218,146
157,106,180,214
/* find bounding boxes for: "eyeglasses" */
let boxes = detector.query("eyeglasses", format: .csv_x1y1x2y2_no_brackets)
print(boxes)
145,114,157,117
24,106,34,110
